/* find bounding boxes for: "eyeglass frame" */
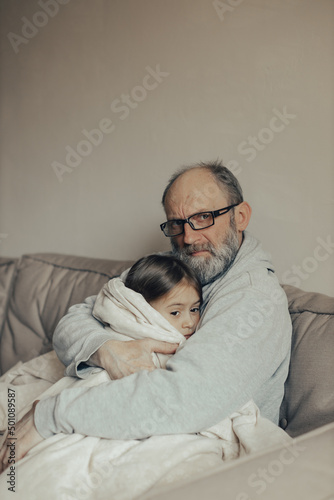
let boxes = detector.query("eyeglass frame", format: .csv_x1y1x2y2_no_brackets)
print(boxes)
160,203,240,237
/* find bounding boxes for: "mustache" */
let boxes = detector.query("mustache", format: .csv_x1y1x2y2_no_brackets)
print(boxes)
178,243,217,257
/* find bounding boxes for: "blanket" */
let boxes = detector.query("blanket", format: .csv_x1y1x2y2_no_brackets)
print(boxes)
0,351,291,500
92,277,187,368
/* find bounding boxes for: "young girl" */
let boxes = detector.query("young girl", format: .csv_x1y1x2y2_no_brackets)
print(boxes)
92,254,202,368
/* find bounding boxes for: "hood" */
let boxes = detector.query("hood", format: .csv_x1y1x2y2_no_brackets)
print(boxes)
202,231,275,291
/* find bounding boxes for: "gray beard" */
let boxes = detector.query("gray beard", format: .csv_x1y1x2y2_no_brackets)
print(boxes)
171,223,240,285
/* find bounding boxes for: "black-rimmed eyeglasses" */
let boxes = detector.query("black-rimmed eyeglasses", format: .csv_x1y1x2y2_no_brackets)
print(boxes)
160,204,239,237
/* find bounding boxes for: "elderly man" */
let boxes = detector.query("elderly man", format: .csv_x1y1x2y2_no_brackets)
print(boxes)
0,161,292,468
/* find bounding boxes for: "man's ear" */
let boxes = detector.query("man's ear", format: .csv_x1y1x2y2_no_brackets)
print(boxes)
235,202,252,232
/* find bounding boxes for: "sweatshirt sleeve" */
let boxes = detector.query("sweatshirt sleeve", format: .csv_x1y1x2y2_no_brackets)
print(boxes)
36,284,292,440
52,295,115,378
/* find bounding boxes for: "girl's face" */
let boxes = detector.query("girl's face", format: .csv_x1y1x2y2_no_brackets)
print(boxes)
149,279,201,338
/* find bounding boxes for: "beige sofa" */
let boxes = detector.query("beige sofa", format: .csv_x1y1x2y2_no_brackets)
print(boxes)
0,253,333,498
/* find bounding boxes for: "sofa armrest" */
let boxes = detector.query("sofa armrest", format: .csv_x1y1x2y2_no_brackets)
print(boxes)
279,284,334,437
0,253,134,375
0,257,17,342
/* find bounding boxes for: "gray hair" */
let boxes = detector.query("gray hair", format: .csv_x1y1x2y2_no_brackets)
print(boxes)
161,160,244,208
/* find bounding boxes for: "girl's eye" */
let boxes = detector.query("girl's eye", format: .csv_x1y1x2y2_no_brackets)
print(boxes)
191,307,200,313
170,311,180,316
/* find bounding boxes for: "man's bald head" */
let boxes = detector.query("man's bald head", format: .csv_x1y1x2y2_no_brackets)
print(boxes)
162,160,243,210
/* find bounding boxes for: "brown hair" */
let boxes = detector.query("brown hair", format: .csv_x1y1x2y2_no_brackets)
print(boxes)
125,254,202,304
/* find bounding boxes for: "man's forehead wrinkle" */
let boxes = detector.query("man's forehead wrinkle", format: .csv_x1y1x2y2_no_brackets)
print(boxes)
164,191,183,217
164,167,230,220
167,186,226,215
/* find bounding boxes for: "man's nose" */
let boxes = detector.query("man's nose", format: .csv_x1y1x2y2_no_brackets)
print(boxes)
183,222,201,245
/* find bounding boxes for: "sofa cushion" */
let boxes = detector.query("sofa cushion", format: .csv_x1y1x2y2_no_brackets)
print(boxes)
0,258,17,340
280,284,334,437
0,253,133,375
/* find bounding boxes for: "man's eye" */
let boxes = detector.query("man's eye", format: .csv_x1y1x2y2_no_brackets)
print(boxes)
171,220,183,227
170,311,180,316
192,213,210,223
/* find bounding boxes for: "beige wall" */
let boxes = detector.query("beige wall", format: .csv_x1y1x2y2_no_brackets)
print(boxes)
0,0,333,295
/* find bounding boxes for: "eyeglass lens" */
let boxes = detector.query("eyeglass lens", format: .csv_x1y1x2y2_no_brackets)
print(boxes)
164,212,214,236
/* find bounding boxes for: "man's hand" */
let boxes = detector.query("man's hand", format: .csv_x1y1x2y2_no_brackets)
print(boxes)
0,401,44,474
90,339,178,379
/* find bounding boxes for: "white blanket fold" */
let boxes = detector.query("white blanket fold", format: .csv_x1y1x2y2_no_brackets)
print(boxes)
92,277,187,368
0,279,291,498
0,351,291,500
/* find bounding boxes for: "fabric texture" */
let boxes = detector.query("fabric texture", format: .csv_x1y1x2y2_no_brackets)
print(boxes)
1,248,332,440
92,276,288,443
0,351,292,500
35,232,292,440
92,276,186,369
0,258,17,348
0,245,333,500
0,254,133,375
279,284,334,436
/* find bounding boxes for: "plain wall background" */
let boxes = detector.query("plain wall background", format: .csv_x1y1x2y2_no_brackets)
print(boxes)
0,0,333,295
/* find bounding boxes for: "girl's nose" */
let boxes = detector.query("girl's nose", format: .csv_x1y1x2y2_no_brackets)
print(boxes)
182,314,195,330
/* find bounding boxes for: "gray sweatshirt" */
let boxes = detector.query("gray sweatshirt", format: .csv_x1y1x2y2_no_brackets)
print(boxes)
35,232,292,439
